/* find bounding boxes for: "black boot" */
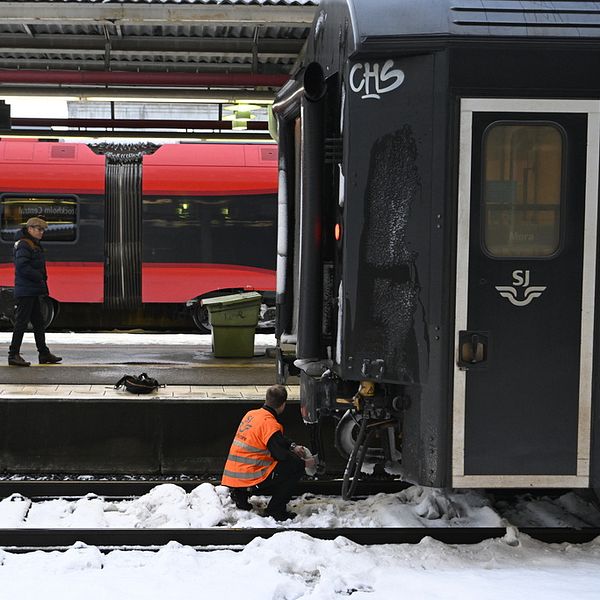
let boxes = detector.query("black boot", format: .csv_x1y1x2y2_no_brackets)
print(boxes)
265,507,297,521
230,488,252,510
39,352,62,364
8,354,30,367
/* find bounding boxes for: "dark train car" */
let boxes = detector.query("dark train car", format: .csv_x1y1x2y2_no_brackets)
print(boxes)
0,140,278,330
273,0,600,493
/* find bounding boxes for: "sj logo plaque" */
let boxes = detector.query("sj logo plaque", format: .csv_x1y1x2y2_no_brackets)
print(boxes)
495,270,547,307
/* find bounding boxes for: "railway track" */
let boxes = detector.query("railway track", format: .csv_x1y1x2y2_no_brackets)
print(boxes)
0,477,409,499
1,479,598,550
1,526,599,551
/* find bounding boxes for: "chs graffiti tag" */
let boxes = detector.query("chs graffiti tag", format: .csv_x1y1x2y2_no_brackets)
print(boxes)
349,60,405,100
495,270,547,307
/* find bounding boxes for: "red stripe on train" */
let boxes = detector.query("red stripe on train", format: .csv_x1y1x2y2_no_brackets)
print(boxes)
141,263,276,302
0,263,275,303
0,262,104,302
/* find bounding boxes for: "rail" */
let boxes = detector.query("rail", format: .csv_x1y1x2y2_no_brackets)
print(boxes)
1,527,598,551
0,478,410,499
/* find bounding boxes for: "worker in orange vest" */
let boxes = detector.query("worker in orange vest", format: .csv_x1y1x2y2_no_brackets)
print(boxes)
222,384,315,521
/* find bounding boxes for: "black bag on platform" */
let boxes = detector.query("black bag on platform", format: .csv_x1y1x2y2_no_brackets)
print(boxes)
115,373,163,394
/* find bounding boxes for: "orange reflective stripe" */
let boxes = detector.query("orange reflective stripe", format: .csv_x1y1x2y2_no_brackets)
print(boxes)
221,407,283,487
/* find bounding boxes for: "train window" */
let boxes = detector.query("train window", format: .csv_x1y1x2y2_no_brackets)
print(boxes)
483,123,563,257
142,192,277,269
0,196,78,242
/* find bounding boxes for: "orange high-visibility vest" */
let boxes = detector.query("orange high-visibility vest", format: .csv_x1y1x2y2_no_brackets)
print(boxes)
221,407,283,487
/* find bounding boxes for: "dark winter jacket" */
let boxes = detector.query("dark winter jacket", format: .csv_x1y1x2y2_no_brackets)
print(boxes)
13,228,49,298
262,405,305,465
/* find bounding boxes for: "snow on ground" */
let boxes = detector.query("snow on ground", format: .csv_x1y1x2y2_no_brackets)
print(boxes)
0,484,509,529
0,528,598,599
0,484,599,599
0,331,277,347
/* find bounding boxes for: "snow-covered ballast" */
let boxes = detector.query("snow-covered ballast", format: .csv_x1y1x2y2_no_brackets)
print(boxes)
272,0,600,496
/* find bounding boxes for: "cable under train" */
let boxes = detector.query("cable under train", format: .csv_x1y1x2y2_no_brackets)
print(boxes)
0,139,278,331
273,0,600,497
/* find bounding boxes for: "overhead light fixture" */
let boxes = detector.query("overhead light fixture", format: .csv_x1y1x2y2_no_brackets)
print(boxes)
223,103,262,113
231,120,249,131
223,110,255,122
223,102,263,131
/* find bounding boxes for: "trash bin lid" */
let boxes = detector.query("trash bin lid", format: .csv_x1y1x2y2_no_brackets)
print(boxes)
201,291,262,308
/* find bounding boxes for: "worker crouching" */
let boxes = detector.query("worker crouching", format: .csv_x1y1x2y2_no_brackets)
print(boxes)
221,384,315,521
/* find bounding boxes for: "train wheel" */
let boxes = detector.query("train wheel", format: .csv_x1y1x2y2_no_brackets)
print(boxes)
8,295,56,330
191,290,275,334
335,410,385,462
336,410,400,500
43,297,57,328
191,303,211,334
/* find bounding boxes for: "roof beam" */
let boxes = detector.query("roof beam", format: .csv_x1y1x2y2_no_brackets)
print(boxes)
0,86,277,101
0,34,305,55
0,58,290,74
0,3,317,27
12,117,269,130
0,128,273,141
0,67,288,86
0,49,297,62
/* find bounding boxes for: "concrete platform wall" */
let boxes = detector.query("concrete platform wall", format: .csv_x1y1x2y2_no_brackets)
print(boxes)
0,399,345,475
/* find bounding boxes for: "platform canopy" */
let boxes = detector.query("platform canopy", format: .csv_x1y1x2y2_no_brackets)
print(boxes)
0,0,319,102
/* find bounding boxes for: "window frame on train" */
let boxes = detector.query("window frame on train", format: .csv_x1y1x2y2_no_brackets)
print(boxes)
481,120,566,259
0,193,79,243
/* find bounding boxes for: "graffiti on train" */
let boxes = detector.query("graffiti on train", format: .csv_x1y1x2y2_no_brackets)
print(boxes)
349,60,405,100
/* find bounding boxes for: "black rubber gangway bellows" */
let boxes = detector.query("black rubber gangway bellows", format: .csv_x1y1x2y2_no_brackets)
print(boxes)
0,527,598,550
89,142,158,310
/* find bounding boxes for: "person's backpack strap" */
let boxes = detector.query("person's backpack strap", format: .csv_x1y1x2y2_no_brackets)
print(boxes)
115,373,164,394
14,238,37,252
114,375,129,390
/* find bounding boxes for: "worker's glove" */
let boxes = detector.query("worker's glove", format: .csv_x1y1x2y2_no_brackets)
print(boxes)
303,448,318,476
291,444,307,458
304,455,317,470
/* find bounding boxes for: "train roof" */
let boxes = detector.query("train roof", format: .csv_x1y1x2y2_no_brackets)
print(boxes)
342,0,600,49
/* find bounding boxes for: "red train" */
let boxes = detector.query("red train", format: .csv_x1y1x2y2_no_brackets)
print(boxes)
0,139,278,331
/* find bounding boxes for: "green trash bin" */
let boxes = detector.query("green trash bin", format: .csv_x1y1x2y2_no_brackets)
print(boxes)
201,291,262,358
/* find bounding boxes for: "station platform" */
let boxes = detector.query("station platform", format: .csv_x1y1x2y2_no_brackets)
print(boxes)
0,384,300,402
0,332,290,385
0,332,336,476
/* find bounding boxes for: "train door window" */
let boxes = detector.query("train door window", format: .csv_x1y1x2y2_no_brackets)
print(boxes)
0,195,78,242
483,123,563,257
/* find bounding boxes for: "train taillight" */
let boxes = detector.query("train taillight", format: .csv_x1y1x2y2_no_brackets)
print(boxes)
334,223,342,241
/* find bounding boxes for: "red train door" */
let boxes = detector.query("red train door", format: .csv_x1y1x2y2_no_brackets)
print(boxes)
452,99,599,488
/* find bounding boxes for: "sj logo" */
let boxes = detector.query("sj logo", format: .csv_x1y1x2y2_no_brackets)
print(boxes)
495,270,547,307
349,60,404,100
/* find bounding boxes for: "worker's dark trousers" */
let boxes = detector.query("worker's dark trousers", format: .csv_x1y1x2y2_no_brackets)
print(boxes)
8,296,50,357
254,458,305,514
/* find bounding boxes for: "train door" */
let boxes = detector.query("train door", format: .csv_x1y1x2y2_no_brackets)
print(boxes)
453,99,600,487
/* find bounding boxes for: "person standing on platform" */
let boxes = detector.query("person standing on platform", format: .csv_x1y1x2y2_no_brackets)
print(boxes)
8,217,62,367
222,384,315,521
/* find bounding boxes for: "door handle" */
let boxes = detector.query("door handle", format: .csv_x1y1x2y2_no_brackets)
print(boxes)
458,330,489,369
